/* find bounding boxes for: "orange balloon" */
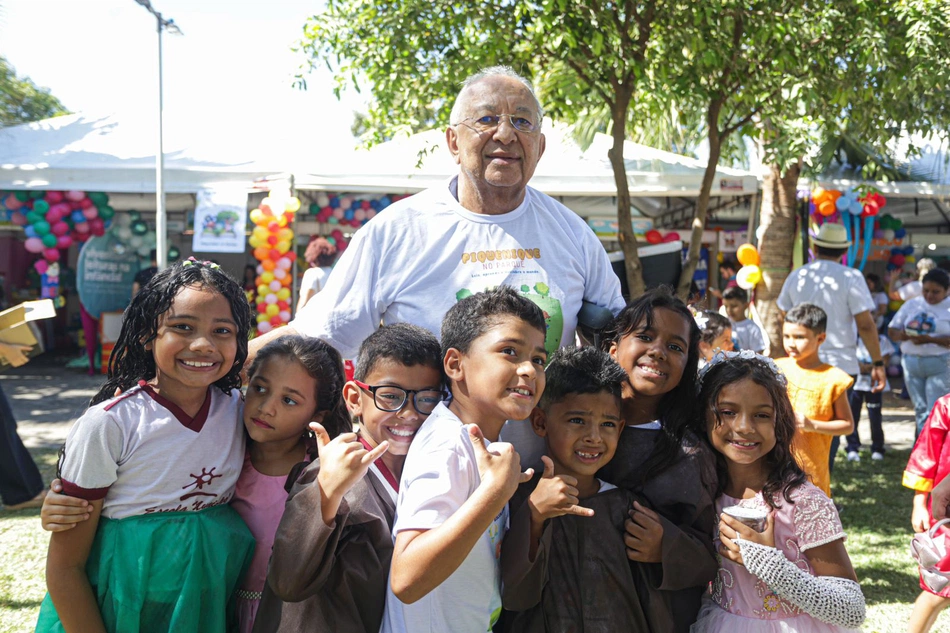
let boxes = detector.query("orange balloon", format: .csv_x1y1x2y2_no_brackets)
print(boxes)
253,246,270,261
812,187,829,205
736,243,759,267
818,200,836,216
262,259,276,271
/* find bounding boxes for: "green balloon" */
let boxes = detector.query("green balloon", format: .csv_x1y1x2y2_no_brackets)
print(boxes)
33,199,50,214
28,190,45,199
309,203,320,215
14,191,29,202
34,221,51,236
129,210,142,222
168,246,181,261
132,222,148,236
97,205,115,220
42,234,57,248
88,192,109,206
25,212,41,225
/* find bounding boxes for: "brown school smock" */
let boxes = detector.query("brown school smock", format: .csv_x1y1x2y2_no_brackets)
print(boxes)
499,473,651,632
252,458,396,633
597,427,719,633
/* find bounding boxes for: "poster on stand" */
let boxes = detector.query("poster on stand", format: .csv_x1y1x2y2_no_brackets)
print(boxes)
192,188,248,253
76,234,139,319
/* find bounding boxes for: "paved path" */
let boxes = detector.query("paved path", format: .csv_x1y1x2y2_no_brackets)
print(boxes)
2,353,922,455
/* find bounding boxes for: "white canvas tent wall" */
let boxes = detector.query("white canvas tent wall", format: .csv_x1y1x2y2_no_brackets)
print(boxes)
294,122,759,224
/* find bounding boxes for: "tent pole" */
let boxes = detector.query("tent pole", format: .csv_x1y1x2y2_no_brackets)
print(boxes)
155,13,167,271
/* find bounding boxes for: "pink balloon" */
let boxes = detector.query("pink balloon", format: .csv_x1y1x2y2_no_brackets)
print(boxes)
354,209,367,221
52,221,69,236
79,197,94,209
5,195,23,210
24,237,44,253
65,190,85,202
268,280,281,292
331,229,344,239
45,191,64,204
44,248,60,262
56,235,73,249
277,257,291,270
257,322,273,334
279,310,291,322
82,207,99,220
366,209,377,219
663,232,681,243
265,293,278,304
332,207,345,219
34,260,49,275
339,196,354,210
75,221,90,233
10,211,27,226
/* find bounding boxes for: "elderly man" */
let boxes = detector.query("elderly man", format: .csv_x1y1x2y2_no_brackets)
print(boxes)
250,66,624,362
777,222,886,467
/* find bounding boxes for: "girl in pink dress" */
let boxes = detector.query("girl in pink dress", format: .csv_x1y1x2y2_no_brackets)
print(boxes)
691,351,866,633
232,335,359,633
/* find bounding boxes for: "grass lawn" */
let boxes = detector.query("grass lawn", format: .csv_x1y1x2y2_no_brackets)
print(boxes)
0,446,944,632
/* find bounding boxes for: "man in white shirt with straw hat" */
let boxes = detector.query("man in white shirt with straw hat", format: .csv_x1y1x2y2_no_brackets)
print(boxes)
777,222,886,464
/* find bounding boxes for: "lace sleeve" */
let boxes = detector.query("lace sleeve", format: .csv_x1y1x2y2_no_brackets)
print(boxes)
793,484,846,551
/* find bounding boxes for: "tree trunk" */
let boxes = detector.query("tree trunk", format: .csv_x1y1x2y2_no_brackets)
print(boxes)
678,100,723,300
610,97,645,299
756,160,802,356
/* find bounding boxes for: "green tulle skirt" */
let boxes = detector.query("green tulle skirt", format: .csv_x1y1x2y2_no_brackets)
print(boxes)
36,504,254,633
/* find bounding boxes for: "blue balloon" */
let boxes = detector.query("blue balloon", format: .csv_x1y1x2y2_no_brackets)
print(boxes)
329,196,340,209
901,242,912,253
370,199,380,210
71,210,85,223
849,201,863,215
379,196,391,208
836,197,850,211
891,247,903,255
887,263,898,271
24,225,37,238
344,209,355,220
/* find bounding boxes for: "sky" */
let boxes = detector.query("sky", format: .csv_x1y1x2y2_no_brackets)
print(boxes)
0,0,361,150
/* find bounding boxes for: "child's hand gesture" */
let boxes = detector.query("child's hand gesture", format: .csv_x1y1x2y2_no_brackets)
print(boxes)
527,456,594,524
40,479,90,532
624,501,665,563
718,511,776,566
314,422,389,526
795,412,816,432
468,424,532,503
912,492,933,533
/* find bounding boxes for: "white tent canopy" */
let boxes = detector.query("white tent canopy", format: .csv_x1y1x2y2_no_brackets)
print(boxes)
0,112,299,194
294,122,759,220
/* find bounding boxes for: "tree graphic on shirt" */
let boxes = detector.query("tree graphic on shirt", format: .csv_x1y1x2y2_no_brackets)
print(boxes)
181,467,222,500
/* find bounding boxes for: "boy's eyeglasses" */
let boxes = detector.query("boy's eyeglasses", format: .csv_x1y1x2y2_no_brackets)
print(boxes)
354,380,447,415
453,114,540,134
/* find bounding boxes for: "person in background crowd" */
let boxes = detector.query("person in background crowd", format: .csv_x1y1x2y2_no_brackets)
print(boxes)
0,341,46,511
131,249,159,296
295,237,338,315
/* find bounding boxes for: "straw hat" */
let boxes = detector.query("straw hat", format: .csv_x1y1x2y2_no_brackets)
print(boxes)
812,223,851,248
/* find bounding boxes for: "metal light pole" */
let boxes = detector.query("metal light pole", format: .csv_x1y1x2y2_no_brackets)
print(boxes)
134,0,181,271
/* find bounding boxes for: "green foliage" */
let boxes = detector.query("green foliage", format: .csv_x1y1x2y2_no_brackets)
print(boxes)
0,56,68,128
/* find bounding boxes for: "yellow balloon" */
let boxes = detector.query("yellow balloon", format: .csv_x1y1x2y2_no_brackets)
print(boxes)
736,265,762,290
260,272,275,284
277,288,291,301
277,214,290,228
285,197,301,213
276,240,291,254
736,243,760,267
249,209,265,226
265,303,280,317
278,228,293,241
248,236,262,249
253,226,269,239
256,313,268,323
257,284,269,296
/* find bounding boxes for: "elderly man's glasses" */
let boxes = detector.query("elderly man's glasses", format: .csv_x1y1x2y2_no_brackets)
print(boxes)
454,114,540,134
354,380,447,415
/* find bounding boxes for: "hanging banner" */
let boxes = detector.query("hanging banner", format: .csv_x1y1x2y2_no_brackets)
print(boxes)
192,188,248,253
76,234,139,319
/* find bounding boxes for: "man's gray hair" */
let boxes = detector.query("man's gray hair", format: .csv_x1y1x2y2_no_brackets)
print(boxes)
449,65,544,126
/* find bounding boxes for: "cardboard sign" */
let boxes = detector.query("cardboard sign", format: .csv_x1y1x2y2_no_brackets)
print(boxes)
0,299,56,367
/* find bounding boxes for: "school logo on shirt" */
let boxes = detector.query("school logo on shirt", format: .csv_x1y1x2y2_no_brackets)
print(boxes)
144,465,232,513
